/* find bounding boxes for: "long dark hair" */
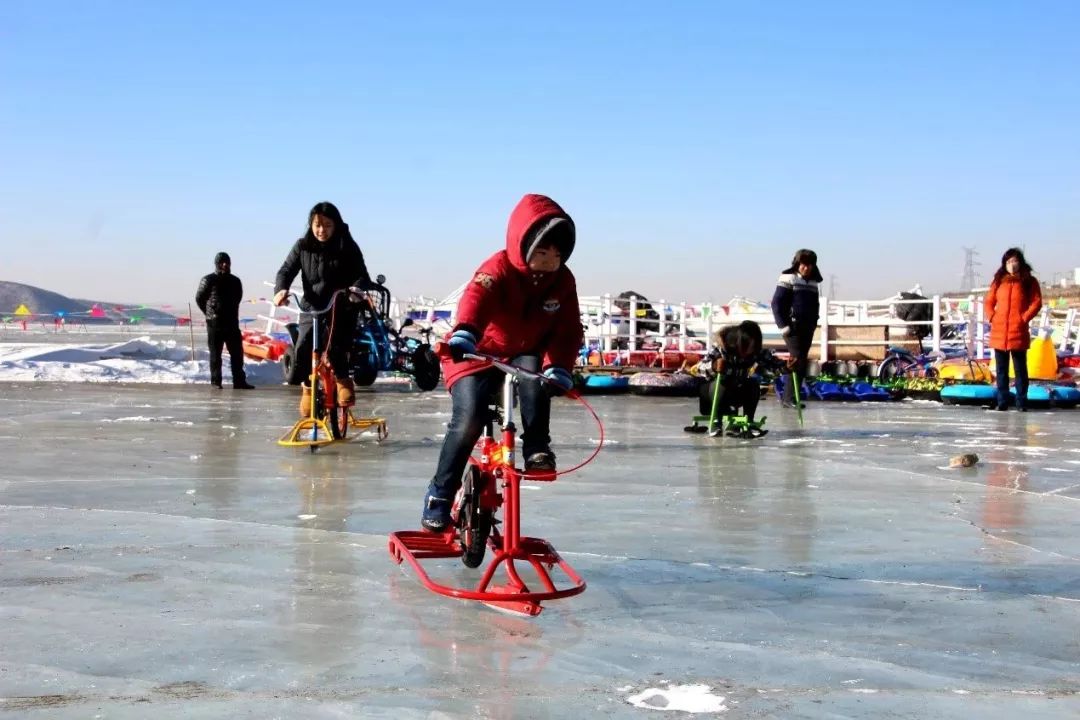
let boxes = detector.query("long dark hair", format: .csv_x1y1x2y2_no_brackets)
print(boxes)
992,247,1034,284
303,201,354,247
718,320,763,358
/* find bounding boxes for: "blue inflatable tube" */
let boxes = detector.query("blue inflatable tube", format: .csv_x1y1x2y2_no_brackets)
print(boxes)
774,375,811,402
852,382,891,401
580,374,630,394
940,384,996,405
810,381,844,401
1026,383,1080,407
941,382,1080,408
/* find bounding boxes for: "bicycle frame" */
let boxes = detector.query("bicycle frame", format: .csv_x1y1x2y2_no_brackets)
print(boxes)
878,346,940,380
278,290,387,450
388,354,590,617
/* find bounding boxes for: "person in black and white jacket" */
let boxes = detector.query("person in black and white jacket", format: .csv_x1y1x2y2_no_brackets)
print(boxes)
770,249,821,408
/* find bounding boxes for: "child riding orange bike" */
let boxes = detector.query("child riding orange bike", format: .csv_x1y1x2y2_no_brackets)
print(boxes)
420,194,582,533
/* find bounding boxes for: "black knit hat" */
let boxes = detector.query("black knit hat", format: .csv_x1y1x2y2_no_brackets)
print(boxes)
782,248,823,282
214,252,231,267
524,217,575,263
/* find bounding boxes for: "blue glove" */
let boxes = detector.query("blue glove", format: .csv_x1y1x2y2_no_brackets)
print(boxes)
542,367,575,396
447,329,478,362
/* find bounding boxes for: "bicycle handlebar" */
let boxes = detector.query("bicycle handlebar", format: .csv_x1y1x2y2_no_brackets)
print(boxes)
453,351,579,398
282,287,367,316
462,352,528,377
424,345,602,476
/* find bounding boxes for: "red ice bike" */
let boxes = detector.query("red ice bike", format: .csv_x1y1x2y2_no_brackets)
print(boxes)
388,353,603,617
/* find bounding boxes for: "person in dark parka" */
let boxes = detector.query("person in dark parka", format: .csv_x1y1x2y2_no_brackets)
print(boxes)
771,249,822,408
195,252,253,389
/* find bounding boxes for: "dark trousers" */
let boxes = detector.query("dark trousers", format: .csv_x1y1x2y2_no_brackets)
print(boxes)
994,349,1029,408
430,355,551,498
207,325,246,386
782,325,815,403
294,297,360,379
699,377,760,421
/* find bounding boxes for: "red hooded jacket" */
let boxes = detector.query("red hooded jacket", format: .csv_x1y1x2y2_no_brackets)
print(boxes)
442,194,583,389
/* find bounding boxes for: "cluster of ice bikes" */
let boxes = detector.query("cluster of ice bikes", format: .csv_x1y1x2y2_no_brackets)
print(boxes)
273,281,1064,615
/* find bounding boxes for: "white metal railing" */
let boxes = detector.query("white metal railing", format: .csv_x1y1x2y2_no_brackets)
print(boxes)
250,282,1080,363
577,293,1080,362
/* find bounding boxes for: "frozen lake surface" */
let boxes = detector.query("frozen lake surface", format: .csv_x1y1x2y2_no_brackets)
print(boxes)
2,381,1079,718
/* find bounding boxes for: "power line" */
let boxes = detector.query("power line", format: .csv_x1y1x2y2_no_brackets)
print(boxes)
960,247,980,291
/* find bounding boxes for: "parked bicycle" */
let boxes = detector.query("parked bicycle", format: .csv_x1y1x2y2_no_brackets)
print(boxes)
877,345,990,383
282,274,440,391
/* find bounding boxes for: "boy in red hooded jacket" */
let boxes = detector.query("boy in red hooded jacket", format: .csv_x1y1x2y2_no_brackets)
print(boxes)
421,194,583,532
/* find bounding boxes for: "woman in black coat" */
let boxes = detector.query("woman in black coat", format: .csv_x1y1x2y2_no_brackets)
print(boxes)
273,202,372,407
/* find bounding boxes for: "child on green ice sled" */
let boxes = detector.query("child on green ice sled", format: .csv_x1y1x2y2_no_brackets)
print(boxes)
685,321,785,437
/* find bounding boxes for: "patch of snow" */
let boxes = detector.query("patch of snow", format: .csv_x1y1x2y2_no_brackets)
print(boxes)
626,683,727,713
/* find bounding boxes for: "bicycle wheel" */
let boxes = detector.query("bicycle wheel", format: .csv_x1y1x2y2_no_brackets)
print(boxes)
313,384,348,441
351,356,378,387
457,465,492,569
282,342,310,385
327,404,348,440
410,344,441,391
877,355,912,381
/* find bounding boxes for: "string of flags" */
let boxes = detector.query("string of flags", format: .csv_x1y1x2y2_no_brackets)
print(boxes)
0,300,290,327
1,302,196,326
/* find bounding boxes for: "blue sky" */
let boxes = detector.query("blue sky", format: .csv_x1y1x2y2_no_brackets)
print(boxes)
2,1,1078,307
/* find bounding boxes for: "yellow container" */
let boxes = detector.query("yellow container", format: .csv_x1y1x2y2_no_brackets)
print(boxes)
1010,336,1058,380
938,359,992,382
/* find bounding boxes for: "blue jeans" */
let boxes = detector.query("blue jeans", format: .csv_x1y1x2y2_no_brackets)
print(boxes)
429,354,551,498
994,349,1029,409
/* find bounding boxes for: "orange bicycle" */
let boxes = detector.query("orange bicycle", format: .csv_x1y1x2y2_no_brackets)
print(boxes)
278,289,386,451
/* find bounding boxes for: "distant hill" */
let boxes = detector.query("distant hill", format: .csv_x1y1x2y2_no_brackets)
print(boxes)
0,280,179,324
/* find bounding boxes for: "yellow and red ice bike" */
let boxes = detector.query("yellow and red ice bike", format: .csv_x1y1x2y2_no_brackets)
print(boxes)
278,289,387,452
389,352,603,617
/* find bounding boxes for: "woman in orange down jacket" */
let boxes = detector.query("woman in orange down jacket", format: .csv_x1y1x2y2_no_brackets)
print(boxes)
984,247,1042,411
